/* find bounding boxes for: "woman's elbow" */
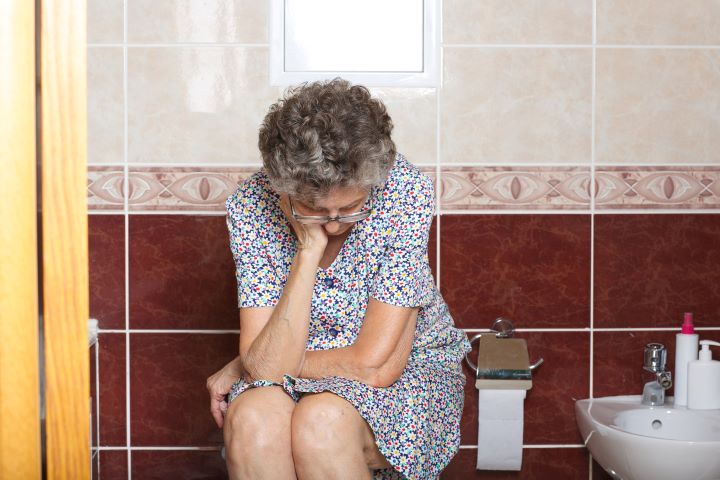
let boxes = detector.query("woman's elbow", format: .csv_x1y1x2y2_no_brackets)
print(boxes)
366,364,404,388
240,352,273,383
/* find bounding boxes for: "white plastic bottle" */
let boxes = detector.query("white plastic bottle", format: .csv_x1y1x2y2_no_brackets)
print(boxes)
674,312,699,407
687,340,720,410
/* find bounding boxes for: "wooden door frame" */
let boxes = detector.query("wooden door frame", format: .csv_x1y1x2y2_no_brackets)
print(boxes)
0,1,42,477
39,0,90,478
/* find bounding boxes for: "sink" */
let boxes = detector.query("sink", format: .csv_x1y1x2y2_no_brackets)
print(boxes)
575,395,720,480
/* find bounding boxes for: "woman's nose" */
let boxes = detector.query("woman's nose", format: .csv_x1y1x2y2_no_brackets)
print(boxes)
323,221,341,234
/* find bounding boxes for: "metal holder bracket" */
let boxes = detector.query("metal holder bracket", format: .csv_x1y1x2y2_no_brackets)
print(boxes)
464,317,544,376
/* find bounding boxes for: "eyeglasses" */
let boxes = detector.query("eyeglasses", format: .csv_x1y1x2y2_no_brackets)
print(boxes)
289,195,373,225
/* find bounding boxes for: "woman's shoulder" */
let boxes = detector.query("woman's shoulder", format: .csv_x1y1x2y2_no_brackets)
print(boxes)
383,153,434,196
225,169,278,217
380,153,435,211
225,169,281,236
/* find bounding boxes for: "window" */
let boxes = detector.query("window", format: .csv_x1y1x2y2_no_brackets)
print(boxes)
270,0,439,87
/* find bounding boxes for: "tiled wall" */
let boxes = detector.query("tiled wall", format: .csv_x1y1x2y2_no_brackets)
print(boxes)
87,1,720,479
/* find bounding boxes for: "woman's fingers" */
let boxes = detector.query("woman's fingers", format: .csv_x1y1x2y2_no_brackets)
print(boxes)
278,194,327,252
210,395,225,428
207,370,238,429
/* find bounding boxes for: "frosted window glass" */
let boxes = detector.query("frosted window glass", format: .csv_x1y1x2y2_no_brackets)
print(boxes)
283,0,423,72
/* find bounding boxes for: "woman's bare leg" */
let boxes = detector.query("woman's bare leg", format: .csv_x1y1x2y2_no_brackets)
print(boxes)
291,392,392,480
224,386,297,479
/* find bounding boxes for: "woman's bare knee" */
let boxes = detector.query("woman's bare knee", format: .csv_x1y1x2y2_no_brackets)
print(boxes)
293,393,361,441
224,386,295,457
291,393,365,459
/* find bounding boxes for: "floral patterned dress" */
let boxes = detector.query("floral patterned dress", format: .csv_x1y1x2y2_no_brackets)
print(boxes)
225,153,471,480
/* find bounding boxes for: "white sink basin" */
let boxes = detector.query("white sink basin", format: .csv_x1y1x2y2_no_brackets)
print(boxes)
575,395,720,480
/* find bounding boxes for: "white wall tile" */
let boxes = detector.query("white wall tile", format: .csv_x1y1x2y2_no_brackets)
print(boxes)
127,47,280,164
441,48,592,164
88,48,124,164
596,49,720,164
444,0,592,45
127,0,267,43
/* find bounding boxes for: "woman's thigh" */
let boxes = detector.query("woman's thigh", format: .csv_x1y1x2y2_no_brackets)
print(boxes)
292,392,392,470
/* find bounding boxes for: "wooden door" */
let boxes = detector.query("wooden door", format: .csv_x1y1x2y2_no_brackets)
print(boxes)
0,1,42,477
0,0,89,478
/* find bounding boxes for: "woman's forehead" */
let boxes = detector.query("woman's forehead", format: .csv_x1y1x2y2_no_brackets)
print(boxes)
299,186,368,210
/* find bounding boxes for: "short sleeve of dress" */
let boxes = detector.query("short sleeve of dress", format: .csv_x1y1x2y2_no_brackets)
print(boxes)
225,182,283,308
369,170,436,308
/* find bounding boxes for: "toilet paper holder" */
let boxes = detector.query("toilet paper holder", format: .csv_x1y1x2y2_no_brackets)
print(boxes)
464,317,544,385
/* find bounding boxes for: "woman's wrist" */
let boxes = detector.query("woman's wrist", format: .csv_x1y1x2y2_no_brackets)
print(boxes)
225,355,244,375
296,245,324,264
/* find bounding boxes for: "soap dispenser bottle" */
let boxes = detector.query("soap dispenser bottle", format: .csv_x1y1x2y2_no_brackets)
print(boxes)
687,340,720,410
674,312,699,406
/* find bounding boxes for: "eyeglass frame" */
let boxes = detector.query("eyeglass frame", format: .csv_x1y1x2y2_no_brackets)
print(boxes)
288,193,373,225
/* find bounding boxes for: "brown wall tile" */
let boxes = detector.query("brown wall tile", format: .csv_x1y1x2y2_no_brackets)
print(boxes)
441,215,590,328
99,333,126,446
594,215,720,328
442,447,589,479
129,215,238,329
131,450,227,480
130,333,238,446
593,330,720,399
462,332,589,445
99,450,128,480
89,215,126,329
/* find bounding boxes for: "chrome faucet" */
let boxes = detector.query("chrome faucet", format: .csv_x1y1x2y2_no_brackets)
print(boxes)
642,343,672,406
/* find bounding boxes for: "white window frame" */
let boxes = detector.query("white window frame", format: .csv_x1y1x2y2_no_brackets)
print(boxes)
269,0,439,87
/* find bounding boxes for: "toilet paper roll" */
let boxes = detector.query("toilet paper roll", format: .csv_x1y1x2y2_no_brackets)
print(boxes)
476,389,526,471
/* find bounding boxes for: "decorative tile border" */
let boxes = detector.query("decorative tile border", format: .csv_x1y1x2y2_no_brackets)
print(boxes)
596,167,720,209
87,166,720,211
127,167,257,211
439,167,591,210
88,167,124,210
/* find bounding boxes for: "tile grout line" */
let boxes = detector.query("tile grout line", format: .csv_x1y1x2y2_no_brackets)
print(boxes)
590,2,597,476
87,42,271,48
95,326,720,334
440,209,720,215
123,1,131,477
88,208,720,216
590,0,597,401
95,338,101,475
435,45,442,291
90,161,720,168
458,444,585,449
90,42,720,49
441,43,720,49
97,444,584,451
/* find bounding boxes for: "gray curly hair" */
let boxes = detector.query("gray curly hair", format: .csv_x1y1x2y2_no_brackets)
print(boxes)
258,78,396,204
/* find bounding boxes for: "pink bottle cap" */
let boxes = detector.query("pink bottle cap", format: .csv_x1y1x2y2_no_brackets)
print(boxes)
681,312,694,334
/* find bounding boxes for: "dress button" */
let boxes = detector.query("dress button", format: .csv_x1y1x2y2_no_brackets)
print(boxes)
323,277,335,288
328,326,341,338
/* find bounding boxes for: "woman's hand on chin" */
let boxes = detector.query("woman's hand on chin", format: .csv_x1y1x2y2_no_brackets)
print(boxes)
279,194,328,255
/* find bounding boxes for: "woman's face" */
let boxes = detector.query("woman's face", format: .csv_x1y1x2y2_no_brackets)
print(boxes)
292,186,369,237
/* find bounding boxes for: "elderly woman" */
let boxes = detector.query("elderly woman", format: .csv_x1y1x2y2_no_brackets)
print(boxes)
206,78,471,480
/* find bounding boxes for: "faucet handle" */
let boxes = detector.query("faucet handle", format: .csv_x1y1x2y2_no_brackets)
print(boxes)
644,343,667,372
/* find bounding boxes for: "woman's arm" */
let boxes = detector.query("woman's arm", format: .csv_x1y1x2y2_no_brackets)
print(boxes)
240,195,327,383
299,299,419,387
